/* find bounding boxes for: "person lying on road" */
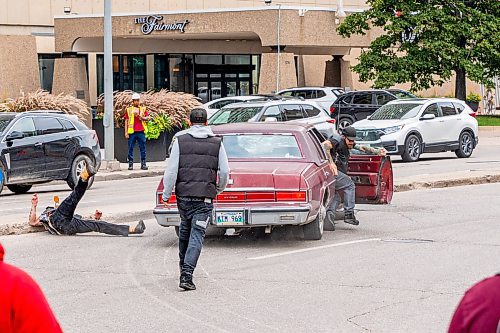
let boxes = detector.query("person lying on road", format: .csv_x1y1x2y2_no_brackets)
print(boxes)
28,161,145,236
322,126,387,226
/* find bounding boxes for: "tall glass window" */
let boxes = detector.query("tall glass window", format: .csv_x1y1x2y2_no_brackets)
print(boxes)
154,54,169,90
38,54,62,92
97,54,147,96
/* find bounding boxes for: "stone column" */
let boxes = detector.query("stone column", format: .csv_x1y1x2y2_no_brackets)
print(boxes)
52,56,91,126
0,36,40,100
258,51,297,94
324,55,343,87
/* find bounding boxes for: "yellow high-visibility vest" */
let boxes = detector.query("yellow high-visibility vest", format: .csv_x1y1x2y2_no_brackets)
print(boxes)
126,106,148,134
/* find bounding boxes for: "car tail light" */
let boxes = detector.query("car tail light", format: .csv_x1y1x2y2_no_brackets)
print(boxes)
216,192,246,202
158,193,176,205
326,119,336,124
329,105,336,115
246,192,276,202
276,191,307,202
469,111,476,118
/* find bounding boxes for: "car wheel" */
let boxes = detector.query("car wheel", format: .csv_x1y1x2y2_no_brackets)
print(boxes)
455,131,474,158
67,154,95,190
7,184,33,194
338,117,353,131
303,201,325,240
401,134,421,162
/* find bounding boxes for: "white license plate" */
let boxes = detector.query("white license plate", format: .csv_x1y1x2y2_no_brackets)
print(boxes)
216,212,245,225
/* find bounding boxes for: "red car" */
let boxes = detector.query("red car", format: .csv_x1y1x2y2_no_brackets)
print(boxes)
154,123,393,240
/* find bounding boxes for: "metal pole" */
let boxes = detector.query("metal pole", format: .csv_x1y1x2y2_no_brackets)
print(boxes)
276,4,281,92
103,0,114,161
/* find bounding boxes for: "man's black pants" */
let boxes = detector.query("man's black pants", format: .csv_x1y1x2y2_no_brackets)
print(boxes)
51,179,129,236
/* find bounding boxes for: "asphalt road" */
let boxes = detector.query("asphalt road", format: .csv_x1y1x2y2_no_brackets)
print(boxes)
1,183,499,332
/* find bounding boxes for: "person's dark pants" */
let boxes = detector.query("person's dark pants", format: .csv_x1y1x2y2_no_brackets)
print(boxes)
127,131,146,163
51,179,129,236
177,197,213,277
327,171,356,214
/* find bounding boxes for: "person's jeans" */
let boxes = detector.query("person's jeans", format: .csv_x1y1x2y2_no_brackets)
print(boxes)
51,179,129,236
327,171,356,214
177,197,213,276
128,131,146,163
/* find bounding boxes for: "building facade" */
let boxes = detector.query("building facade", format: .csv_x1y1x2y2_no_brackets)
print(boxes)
0,0,491,109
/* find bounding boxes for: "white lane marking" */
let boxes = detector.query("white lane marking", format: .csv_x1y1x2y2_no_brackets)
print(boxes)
248,238,381,260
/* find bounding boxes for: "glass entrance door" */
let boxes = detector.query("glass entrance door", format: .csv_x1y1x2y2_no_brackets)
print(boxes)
195,71,253,103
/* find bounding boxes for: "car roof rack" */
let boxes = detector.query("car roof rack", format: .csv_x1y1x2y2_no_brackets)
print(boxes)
248,94,305,102
23,110,66,114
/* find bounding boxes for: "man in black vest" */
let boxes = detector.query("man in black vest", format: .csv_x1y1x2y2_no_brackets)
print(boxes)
162,108,229,291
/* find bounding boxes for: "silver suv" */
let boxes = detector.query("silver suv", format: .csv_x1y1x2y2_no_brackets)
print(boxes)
277,86,344,114
208,97,337,139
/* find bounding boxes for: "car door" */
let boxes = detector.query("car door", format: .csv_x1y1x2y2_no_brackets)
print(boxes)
348,154,393,204
33,116,68,178
438,101,461,142
307,128,336,206
417,103,446,144
2,117,46,182
351,92,375,121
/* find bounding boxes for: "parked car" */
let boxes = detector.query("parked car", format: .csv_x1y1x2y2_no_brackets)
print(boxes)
352,98,479,162
386,89,417,99
277,86,344,113
153,123,393,240
208,98,337,139
331,89,401,130
202,95,263,119
0,111,101,195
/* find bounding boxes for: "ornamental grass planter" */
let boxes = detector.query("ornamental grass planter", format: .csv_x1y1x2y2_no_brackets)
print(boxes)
92,118,180,162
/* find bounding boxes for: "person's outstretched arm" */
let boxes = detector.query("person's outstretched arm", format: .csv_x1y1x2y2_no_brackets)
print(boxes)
28,194,41,227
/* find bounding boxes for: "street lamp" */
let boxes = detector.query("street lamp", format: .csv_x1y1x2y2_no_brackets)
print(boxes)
103,0,114,164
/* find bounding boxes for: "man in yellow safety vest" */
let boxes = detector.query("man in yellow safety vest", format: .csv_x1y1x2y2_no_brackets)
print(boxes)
124,93,150,170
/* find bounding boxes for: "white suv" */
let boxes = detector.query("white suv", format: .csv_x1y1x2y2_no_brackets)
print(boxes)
208,98,337,138
352,98,479,162
277,87,344,113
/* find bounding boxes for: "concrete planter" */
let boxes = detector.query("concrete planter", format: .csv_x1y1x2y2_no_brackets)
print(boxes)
92,119,180,162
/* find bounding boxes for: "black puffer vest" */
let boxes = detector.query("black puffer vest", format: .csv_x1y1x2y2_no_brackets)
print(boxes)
175,134,221,199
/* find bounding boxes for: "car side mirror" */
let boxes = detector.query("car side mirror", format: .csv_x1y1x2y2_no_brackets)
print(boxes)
6,131,24,142
420,114,435,120
264,117,278,122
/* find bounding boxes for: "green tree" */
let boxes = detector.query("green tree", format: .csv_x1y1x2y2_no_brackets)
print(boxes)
337,0,500,100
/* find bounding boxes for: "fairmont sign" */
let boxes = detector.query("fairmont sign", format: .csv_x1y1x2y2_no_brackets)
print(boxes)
134,15,189,35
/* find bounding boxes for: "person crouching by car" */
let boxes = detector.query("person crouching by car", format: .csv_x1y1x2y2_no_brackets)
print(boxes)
162,108,230,291
322,126,387,226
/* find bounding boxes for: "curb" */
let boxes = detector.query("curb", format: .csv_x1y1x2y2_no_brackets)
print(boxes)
95,170,163,182
2,175,500,237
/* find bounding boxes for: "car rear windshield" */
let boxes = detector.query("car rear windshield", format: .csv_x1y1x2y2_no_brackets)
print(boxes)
209,107,263,125
0,116,14,133
369,103,422,120
222,134,302,159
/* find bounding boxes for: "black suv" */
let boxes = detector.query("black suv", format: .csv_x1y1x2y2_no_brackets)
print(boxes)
0,111,101,195
331,90,407,129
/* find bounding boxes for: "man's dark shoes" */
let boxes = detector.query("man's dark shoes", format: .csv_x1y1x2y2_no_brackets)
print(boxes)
179,275,196,291
131,220,146,234
326,210,336,230
140,160,148,170
344,212,360,226
128,162,133,170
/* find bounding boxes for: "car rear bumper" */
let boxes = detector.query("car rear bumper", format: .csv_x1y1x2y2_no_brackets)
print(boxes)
153,205,313,228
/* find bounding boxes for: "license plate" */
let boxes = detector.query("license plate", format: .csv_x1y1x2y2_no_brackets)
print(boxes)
216,212,245,225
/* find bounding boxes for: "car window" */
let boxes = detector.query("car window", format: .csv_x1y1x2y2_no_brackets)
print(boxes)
352,93,373,105
292,90,315,99
339,95,353,104
316,90,326,98
376,93,396,105
307,130,327,160
34,117,65,135
282,104,304,120
211,99,237,109
0,117,14,133
453,102,466,113
439,102,458,116
389,90,417,99
59,118,76,131
369,103,422,120
208,107,263,125
332,89,345,97
222,134,302,159
278,91,294,97
422,104,441,117
9,117,36,137
261,106,284,121
302,104,322,118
